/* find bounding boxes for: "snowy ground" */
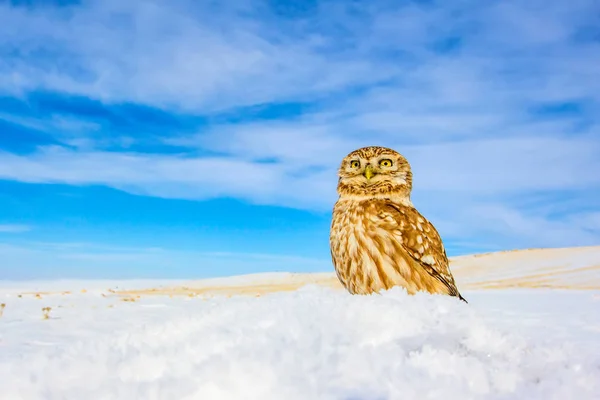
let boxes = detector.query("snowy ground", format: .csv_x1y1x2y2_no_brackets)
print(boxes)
1,247,600,399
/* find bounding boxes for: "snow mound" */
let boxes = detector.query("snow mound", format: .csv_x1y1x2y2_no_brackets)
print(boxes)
1,286,599,399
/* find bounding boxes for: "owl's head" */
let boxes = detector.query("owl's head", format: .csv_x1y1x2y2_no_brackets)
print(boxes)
336,146,413,201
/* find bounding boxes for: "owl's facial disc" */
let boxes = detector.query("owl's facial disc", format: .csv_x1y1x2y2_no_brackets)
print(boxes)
336,146,413,200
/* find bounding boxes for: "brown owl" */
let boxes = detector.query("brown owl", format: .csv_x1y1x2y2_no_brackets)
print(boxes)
329,146,466,302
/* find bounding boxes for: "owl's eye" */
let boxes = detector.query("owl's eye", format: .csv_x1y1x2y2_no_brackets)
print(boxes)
350,160,360,168
379,159,393,167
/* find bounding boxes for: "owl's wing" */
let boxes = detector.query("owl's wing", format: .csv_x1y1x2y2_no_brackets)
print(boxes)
368,200,467,303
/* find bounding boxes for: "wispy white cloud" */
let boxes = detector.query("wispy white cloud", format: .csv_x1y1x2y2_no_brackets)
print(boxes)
2,0,598,112
0,0,599,251
1,134,599,251
0,0,395,112
1,134,598,207
0,224,32,233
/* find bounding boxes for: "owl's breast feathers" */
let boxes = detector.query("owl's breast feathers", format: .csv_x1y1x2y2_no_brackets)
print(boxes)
330,199,466,302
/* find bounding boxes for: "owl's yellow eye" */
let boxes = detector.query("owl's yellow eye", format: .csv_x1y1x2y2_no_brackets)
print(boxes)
350,160,360,168
379,159,393,167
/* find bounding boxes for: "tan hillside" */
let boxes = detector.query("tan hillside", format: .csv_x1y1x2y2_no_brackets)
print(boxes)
115,245,600,298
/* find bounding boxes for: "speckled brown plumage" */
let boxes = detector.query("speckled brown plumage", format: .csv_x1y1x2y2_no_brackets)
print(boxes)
329,146,466,302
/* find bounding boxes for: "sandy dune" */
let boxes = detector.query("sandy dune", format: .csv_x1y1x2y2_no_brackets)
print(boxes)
450,245,600,290
114,245,600,298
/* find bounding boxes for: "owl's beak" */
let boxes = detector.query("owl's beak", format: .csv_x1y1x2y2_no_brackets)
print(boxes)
363,164,376,180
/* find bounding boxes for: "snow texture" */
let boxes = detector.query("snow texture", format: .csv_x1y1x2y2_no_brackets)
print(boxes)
1,284,599,399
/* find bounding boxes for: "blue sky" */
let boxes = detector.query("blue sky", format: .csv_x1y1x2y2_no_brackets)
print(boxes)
1,0,599,279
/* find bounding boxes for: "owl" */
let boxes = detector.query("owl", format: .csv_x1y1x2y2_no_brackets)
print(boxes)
329,146,467,302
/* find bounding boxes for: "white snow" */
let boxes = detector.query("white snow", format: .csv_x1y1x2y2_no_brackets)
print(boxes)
1,247,600,399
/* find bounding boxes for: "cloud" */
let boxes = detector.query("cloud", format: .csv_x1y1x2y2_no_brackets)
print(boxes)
0,0,599,252
1,134,599,252
0,0,396,112
2,0,598,113
1,134,599,207
0,224,31,233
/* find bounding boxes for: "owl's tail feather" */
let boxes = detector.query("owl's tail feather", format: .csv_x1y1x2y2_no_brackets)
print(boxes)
457,292,468,303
